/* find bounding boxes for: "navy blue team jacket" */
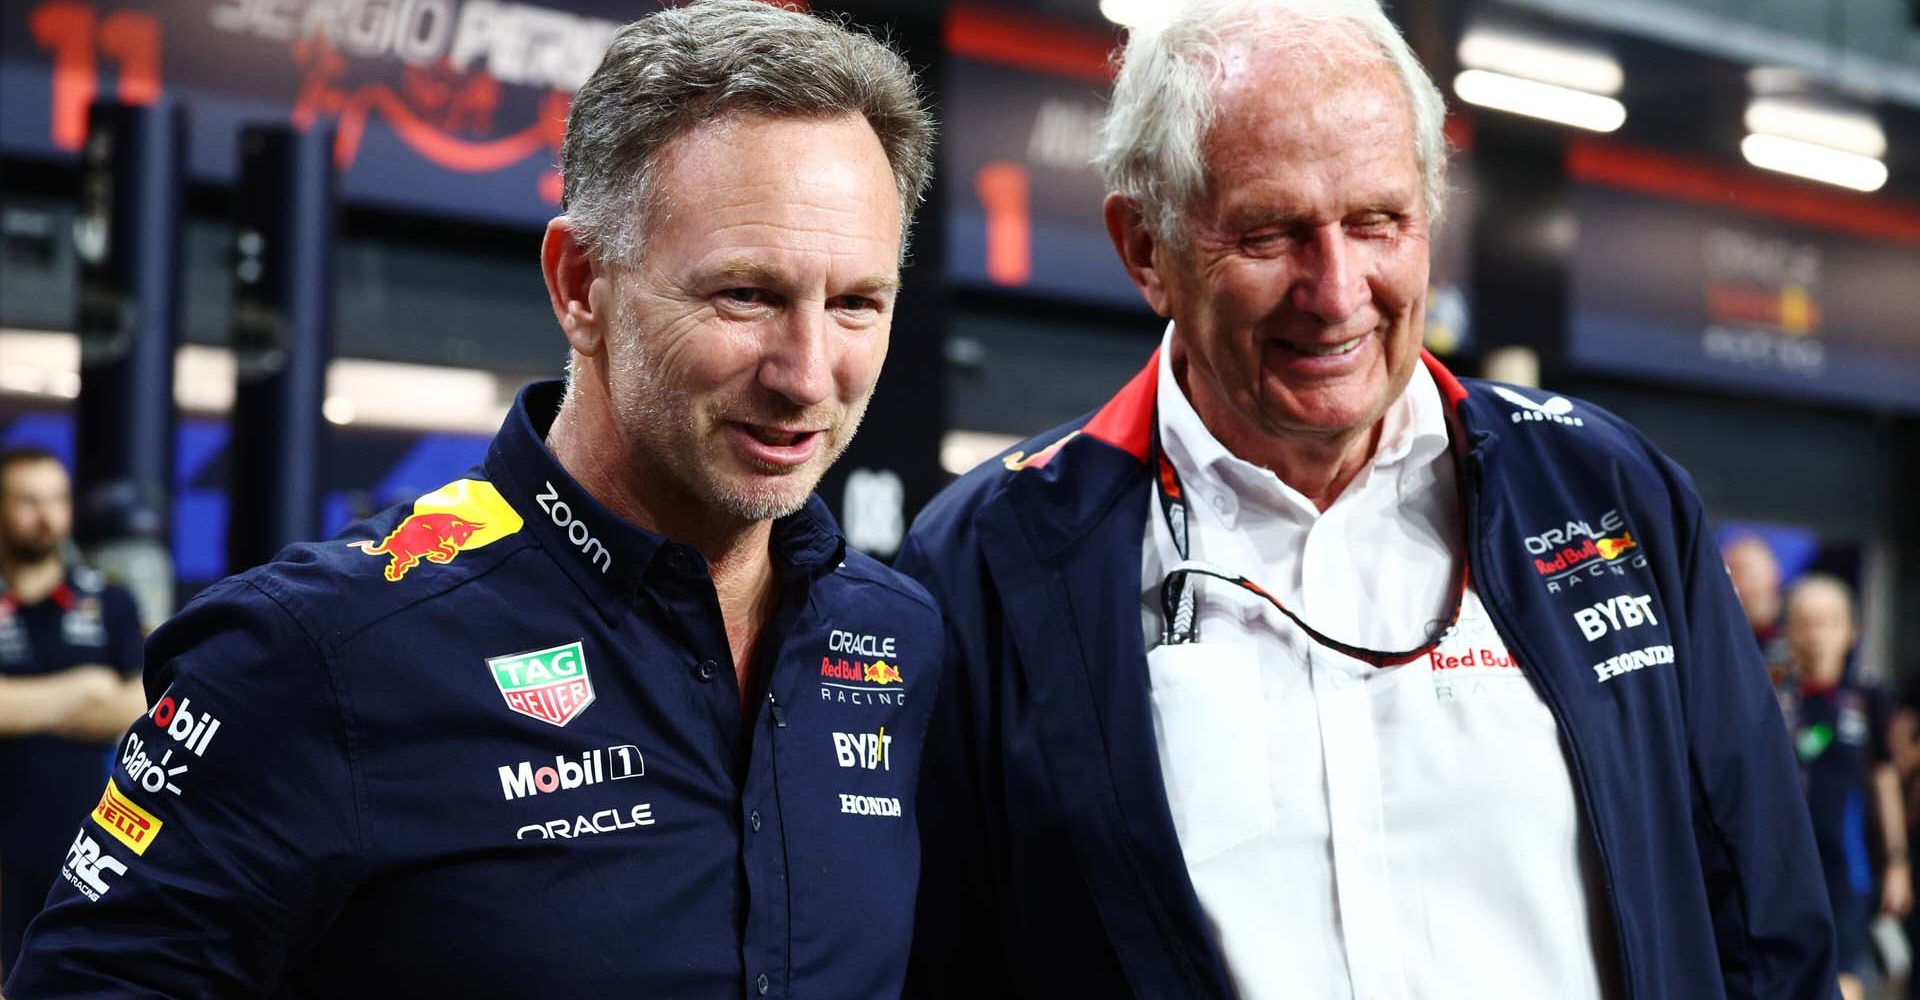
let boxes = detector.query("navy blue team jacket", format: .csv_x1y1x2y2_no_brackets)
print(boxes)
6,381,941,999
898,351,1837,1000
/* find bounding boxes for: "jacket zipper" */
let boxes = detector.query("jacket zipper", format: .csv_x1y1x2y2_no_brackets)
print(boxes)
1463,456,1639,999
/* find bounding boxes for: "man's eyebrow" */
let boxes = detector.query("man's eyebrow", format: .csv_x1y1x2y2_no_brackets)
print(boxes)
844,274,902,295
711,262,899,295
716,259,782,283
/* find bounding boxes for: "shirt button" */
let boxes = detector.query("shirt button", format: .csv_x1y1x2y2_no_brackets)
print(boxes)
757,973,770,995
750,810,762,832
665,549,690,572
696,659,717,682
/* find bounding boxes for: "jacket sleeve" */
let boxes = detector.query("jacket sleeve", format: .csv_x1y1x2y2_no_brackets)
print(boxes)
3,578,361,999
1672,486,1839,1000
896,530,1016,999
104,586,145,680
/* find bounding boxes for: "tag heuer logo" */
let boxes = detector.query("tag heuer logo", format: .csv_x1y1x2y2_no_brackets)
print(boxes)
488,641,595,727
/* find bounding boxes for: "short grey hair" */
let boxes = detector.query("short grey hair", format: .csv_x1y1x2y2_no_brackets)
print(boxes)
1095,0,1449,246
561,0,935,264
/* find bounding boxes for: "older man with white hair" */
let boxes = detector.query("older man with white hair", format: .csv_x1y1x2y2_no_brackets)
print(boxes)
899,0,1836,997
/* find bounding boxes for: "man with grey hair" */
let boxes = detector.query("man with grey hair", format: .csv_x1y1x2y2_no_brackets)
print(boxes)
900,0,1836,996
9,3,941,997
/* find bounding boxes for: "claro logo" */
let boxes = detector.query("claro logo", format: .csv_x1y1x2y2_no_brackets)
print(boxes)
537,481,611,574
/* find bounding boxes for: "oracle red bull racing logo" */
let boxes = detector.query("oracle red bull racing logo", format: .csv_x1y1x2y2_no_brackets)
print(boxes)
820,630,907,707
1525,508,1649,594
349,479,523,581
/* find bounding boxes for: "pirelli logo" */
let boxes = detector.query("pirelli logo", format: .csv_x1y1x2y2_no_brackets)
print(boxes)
92,778,163,856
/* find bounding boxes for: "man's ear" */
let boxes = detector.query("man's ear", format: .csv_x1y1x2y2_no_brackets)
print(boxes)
541,217,611,358
1103,193,1175,318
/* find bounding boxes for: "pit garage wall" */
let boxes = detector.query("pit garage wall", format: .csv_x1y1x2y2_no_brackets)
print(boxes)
1469,121,1920,687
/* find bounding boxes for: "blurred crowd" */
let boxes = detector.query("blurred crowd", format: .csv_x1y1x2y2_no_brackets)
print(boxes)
1727,535,1920,1000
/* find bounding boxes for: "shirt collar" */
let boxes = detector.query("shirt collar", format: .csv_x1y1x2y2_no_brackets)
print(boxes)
0,569,76,613
1155,323,1451,513
483,381,846,615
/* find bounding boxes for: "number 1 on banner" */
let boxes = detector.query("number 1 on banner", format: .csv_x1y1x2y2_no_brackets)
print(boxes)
28,1,164,151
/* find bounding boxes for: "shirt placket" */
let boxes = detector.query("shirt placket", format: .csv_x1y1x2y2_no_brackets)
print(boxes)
741,686,790,999
1308,647,1406,1000
1302,515,1408,1000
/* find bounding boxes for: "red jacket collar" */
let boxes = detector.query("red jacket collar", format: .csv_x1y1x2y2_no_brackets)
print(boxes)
1079,347,1467,464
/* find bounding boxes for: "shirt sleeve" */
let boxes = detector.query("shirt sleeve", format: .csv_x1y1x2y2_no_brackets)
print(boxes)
3,577,362,999
1671,492,1842,1000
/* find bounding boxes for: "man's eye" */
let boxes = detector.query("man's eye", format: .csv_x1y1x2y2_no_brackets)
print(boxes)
830,295,878,312
1348,214,1397,235
718,288,770,306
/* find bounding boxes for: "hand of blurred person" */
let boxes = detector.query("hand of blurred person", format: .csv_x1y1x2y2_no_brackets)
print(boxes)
47,665,148,742
0,666,124,738
1883,858,1914,918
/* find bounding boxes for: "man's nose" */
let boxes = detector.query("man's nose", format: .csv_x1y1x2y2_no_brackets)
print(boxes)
1290,225,1369,324
758,306,834,409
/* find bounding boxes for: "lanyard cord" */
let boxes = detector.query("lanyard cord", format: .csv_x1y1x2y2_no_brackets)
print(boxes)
1151,405,1472,667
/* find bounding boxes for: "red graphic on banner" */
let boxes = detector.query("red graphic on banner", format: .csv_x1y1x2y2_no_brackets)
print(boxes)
291,37,567,203
976,160,1032,287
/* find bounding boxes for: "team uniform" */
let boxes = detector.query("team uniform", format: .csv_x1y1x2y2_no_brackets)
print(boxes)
899,349,1837,1000
1782,676,1894,976
0,567,143,972
5,381,942,999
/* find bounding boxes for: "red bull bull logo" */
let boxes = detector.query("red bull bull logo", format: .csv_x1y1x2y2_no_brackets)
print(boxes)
1595,533,1637,561
862,660,903,685
351,513,484,581
348,479,523,582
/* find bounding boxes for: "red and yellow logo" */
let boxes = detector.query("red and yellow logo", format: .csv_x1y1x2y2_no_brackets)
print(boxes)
349,479,523,582
863,660,904,685
92,779,162,856
1596,533,1637,561
1002,431,1079,472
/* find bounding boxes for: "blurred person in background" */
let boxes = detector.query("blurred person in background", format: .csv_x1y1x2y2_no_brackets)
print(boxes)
1781,574,1913,1000
4,2,940,996
899,0,1838,996
1727,534,1791,679
1891,682,1920,1000
0,448,145,977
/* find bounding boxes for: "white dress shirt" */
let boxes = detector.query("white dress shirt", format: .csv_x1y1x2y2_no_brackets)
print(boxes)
1140,326,1616,1000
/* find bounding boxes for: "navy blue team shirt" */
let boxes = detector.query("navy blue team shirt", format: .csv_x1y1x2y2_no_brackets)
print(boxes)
5,381,942,999
0,568,143,970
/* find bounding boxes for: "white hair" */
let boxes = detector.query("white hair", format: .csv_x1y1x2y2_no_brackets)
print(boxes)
1095,0,1449,246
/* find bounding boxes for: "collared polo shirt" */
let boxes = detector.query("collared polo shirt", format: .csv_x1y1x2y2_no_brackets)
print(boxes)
0,567,143,965
6,380,942,1000
1139,328,1615,1000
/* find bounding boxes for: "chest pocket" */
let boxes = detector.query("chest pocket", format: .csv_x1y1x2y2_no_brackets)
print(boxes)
1147,640,1277,862
63,608,109,648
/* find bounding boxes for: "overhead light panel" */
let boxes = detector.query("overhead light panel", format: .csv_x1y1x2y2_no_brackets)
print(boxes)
0,329,513,433
1458,28,1624,95
1740,133,1888,193
1453,69,1627,133
1744,98,1886,158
